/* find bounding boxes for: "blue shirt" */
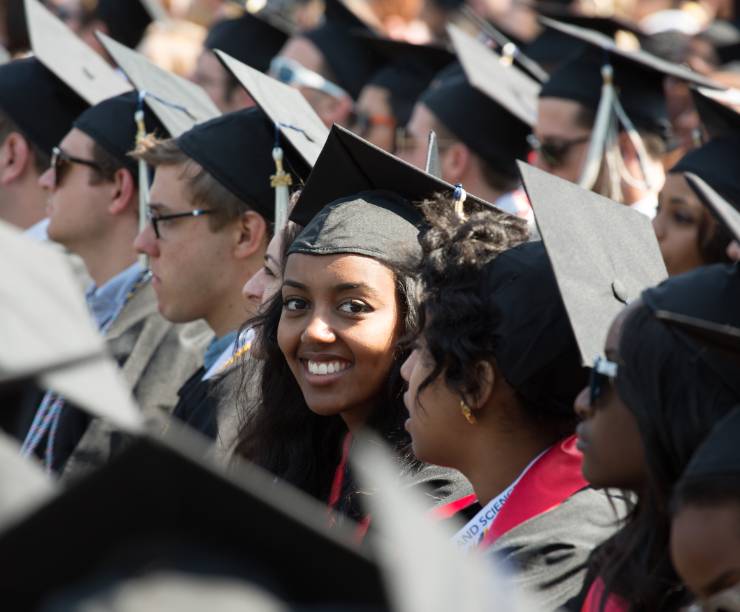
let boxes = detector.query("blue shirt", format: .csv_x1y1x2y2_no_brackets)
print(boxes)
86,262,146,331
203,330,238,372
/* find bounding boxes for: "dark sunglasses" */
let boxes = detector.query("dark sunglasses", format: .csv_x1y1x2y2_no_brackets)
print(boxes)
50,146,103,188
588,356,618,406
527,133,591,168
146,207,215,239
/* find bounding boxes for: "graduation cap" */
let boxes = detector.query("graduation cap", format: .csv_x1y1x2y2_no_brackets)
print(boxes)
0,221,142,432
98,31,221,137
686,172,740,244
0,57,88,157
24,0,132,106
73,92,167,175
215,49,329,167
204,11,290,74
89,0,165,49
417,24,537,179
681,406,740,481
0,426,387,609
654,310,740,357
518,161,668,365
690,87,740,141
176,107,311,223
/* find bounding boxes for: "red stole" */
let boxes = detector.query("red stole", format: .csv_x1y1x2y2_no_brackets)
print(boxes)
327,433,371,541
581,577,629,612
481,435,587,546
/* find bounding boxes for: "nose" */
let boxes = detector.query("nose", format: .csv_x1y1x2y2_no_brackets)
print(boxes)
133,222,160,258
573,386,592,420
300,311,336,344
400,350,416,383
38,166,55,191
242,269,265,304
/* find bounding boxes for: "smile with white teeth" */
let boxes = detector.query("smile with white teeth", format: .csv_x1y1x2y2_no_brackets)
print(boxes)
306,360,351,376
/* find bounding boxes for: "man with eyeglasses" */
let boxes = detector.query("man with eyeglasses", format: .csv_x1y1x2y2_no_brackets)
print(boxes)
20,91,211,479
133,106,308,452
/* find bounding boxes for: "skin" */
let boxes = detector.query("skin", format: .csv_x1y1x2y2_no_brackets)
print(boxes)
653,173,715,276
278,253,400,433
40,128,138,286
671,503,740,599
534,98,592,185
189,51,255,113
242,227,285,307
400,335,561,506
573,305,647,491
351,84,396,153
0,132,47,230
134,163,267,336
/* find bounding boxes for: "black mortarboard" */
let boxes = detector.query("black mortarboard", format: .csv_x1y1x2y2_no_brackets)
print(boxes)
642,262,740,395
655,310,740,356
74,92,166,175
92,0,159,49
419,25,536,178
204,12,289,74
24,0,132,106
681,406,740,480
690,87,740,140
0,58,87,156
671,137,740,210
686,172,740,244
176,107,310,222
290,124,492,228
518,161,668,365
0,428,387,609
98,31,221,137
215,49,329,167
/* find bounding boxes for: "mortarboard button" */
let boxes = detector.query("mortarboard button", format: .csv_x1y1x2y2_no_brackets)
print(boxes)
611,280,629,304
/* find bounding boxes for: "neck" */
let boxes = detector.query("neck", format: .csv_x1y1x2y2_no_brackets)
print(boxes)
457,172,504,207
460,425,558,506
206,285,257,338
0,181,46,230
75,228,139,287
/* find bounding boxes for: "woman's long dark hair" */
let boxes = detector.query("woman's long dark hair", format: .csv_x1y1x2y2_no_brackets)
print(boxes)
233,243,423,520
587,303,739,611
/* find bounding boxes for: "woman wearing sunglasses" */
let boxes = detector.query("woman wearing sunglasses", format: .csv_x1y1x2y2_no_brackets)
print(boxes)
400,198,622,610
572,263,740,612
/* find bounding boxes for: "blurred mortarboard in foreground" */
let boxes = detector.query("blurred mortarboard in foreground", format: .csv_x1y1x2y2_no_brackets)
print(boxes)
216,50,329,167
291,124,494,228
204,11,290,74
518,161,668,365
642,262,740,395
98,31,220,137
686,172,740,243
681,406,740,481
655,310,740,357
73,92,167,175
0,221,142,431
24,0,132,106
691,86,740,140
176,107,311,222
0,426,387,609
0,57,88,156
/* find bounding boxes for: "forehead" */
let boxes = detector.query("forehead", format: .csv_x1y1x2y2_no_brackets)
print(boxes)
59,127,96,156
536,97,585,130
662,173,702,206
408,103,437,135
284,252,396,288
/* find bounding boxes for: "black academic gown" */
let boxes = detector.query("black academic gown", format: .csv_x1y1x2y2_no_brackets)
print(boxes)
172,367,237,441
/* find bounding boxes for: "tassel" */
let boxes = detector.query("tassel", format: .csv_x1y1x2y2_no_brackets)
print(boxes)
425,130,441,178
453,183,467,218
613,96,656,192
578,63,615,190
270,127,292,234
135,91,150,269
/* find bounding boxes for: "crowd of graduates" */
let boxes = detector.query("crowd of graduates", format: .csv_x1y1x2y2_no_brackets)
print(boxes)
1,0,740,610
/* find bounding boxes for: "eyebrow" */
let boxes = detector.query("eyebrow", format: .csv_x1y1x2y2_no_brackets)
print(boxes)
281,279,381,297
147,202,173,213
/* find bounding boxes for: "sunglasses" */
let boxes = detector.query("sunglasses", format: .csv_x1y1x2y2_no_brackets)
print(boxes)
589,356,618,406
50,146,103,188
688,583,740,612
269,56,349,101
527,133,591,168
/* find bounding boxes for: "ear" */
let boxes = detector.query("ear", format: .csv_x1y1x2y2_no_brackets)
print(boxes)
108,168,137,216
233,210,268,260
0,133,33,186
468,360,496,411
440,142,470,184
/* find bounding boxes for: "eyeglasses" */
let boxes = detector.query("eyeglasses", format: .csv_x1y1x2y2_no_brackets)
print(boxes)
589,356,619,406
269,56,349,101
527,133,591,168
351,111,396,138
50,146,103,188
688,583,740,612
147,207,215,239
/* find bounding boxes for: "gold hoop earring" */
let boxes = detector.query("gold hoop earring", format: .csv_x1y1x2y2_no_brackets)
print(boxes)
460,400,477,425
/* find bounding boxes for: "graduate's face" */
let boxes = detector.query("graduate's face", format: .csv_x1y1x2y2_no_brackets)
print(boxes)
400,336,470,466
573,306,646,491
242,229,284,307
653,173,715,276
351,85,396,153
671,502,740,600
278,253,400,429
533,98,592,185
190,51,256,114
397,103,436,171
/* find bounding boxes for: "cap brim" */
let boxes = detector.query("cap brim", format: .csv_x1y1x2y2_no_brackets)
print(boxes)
98,31,220,137
655,309,740,356
686,171,740,243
